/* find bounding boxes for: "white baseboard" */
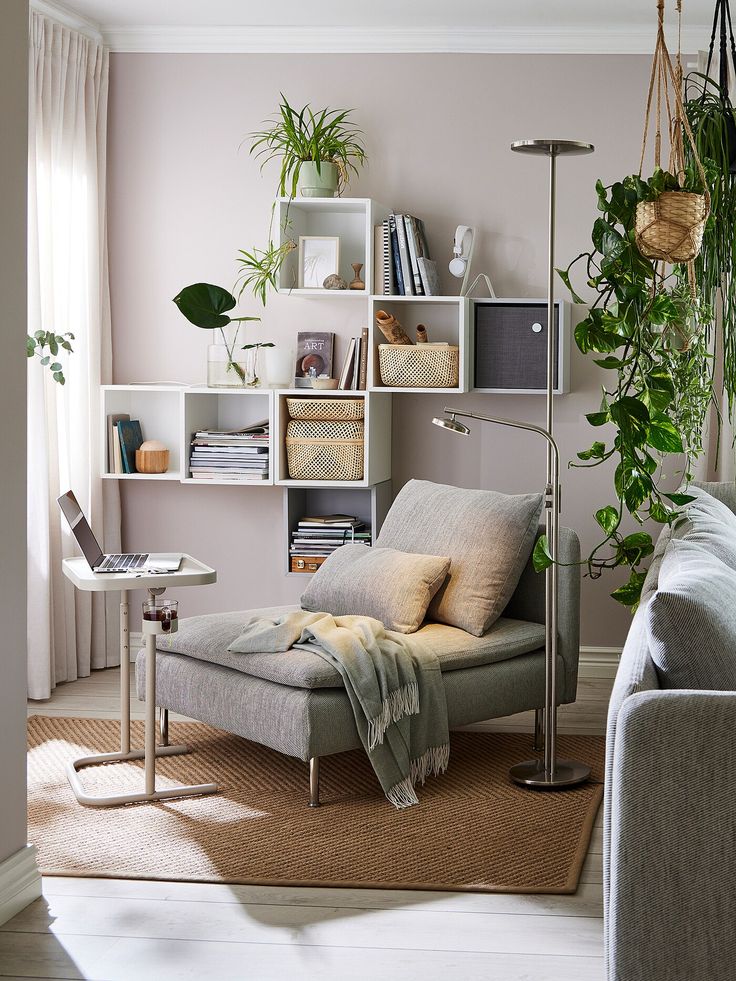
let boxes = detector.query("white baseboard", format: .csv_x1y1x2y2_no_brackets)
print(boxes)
0,845,41,926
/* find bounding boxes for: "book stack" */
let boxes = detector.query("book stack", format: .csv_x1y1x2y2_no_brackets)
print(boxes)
374,213,440,297
107,414,143,474
189,420,270,481
290,514,371,572
337,327,369,390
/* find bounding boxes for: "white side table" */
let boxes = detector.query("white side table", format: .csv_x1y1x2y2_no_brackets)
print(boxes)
62,555,218,807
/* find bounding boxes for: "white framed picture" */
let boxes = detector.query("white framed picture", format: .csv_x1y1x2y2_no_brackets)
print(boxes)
298,236,340,289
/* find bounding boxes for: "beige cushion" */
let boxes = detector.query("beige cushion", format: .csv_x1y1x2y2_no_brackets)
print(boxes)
300,544,450,634
375,479,543,636
157,608,546,690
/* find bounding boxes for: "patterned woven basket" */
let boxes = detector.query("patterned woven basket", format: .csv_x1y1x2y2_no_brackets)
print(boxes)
285,397,364,422
285,419,364,481
378,344,460,388
635,190,708,263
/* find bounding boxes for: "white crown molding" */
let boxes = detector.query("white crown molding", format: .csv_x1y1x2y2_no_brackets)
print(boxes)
31,0,103,41
100,24,708,55
0,845,41,928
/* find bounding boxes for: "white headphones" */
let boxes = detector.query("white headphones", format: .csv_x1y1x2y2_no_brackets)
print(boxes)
449,225,474,279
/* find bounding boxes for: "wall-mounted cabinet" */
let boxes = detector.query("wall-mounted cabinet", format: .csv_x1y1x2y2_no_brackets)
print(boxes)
101,385,183,480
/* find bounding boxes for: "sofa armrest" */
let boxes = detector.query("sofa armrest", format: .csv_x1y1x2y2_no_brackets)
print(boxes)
606,690,736,981
504,524,581,704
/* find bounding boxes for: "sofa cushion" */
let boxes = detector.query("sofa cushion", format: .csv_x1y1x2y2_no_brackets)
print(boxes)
156,607,546,691
374,479,543,636
300,544,450,633
646,539,736,690
671,484,736,571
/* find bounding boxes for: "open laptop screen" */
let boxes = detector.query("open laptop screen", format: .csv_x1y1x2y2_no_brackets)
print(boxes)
57,490,104,568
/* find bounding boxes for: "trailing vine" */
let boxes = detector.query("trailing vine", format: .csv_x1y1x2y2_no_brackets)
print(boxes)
535,168,715,610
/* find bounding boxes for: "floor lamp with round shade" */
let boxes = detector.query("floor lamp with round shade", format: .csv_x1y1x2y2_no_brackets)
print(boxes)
433,139,594,789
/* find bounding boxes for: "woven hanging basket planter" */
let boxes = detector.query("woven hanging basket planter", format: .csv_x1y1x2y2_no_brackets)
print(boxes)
635,189,708,262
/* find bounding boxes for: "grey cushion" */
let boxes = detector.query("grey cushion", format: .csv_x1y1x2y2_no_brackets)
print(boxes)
671,484,736,571
300,544,449,634
156,607,546,691
375,479,543,636
646,539,736,690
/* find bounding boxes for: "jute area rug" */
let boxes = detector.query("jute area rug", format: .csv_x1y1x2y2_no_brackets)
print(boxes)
28,716,604,895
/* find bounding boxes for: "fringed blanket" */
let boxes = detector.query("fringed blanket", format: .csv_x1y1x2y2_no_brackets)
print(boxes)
228,611,449,808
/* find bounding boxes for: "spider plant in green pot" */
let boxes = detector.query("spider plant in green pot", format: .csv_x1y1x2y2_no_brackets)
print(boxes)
249,95,367,198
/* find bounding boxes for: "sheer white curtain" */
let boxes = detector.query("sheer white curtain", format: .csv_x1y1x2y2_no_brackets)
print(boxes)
28,10,121,700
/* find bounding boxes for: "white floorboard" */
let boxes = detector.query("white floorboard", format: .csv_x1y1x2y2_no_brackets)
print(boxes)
9,664,607,981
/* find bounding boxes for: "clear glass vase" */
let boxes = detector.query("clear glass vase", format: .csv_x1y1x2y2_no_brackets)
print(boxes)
207,344,260,388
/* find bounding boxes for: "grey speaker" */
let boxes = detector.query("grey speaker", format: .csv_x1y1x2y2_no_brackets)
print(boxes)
472,299,569,394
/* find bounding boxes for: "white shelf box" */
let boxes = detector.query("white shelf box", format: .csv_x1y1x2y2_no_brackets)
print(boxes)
367,295,471,393
101,385,183,480
274,389,391,488
276,197,391,294
181,388,274,486
282,481,392,576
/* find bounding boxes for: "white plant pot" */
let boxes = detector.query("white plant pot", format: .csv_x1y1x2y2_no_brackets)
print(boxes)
298,161,338,198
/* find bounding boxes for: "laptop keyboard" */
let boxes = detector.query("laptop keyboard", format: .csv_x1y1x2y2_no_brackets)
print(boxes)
98,553,147,571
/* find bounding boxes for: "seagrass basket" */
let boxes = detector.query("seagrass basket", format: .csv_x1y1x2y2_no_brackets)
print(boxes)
378,344,460,388
285,397,364,421
285,419,364,481
635,190,708,263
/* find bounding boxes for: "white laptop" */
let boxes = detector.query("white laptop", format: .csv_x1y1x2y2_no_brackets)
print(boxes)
57,490,182,573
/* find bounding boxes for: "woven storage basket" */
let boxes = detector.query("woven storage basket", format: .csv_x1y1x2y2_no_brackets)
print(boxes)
378,344,460,388
286,419,364,481
635,190,708,263
285,397,364,422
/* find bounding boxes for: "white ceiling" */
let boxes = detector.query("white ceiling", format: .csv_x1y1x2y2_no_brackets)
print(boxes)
37,0,718,52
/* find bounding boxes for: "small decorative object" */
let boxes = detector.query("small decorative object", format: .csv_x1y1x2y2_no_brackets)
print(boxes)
311,376,339,390
206,342,252,388
260,344,294,388
240,341,274,387
142,598,178,633
375,309,414,345
416,324,429,343
299,236,340,289
295,331,335,388
135,440,170,474
378,344,459,388
349,263,365,290
323,273,348,290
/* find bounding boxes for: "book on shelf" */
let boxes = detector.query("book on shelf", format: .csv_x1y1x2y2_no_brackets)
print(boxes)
116,419,143,474
299,514,362,526
351,336,362,391
294,332,335,388
388,213,405,295
404,215,425,295
386,213,436,296
394,214,415,296
338,338,357,390
373,221,396,295
289,513,371,566
291,554,329,573
417,257,440,296
358,326,369,391
106,413,129,474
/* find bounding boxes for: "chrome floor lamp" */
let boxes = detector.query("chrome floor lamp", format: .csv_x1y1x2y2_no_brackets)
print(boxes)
433,139,594,789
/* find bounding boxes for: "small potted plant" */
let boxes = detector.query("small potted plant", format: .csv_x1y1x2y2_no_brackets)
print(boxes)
249,95,367,198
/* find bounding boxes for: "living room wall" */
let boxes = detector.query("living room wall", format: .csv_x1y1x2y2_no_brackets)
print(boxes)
108,51,660,649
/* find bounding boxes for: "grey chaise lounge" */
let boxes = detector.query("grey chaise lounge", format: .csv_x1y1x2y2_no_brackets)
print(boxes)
136,524,581,806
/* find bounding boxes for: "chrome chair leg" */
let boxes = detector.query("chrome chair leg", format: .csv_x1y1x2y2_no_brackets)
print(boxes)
309,757,320,808
533,708,544,752
159,707,169,747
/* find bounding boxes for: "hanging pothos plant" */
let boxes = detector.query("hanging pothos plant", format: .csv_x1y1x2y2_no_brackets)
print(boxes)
534,166,715,610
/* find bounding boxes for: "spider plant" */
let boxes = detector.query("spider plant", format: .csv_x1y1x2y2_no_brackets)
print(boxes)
249,95,367,197
235,240,296,306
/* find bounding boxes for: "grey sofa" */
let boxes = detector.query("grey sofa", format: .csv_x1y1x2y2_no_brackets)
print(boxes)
604,481,736,981
137,525,581,805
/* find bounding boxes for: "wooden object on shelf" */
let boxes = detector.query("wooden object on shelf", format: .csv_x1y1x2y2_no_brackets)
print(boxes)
416,324,429,343
349,262,365,290
375,310,414,345
135,440,170,474
291,554,328,573
378,344,459,388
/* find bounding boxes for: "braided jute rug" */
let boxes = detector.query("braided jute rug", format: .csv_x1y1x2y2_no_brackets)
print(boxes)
28,716,603,894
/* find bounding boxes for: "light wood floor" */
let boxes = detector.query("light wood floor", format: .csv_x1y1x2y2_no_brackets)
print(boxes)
0,666,608,981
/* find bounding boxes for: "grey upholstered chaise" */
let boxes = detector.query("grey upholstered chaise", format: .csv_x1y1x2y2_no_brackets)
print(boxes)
136,524,581,806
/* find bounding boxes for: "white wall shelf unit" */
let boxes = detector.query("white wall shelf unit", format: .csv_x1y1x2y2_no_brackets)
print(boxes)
274,389,392,488
101,385,183,480
282,480,392,577
276,196,391,294
367,295,471,393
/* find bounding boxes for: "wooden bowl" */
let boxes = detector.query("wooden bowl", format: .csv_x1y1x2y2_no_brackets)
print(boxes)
311,377,339,390
135,440,169,474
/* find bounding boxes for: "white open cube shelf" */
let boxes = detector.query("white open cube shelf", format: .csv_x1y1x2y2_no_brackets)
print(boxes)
275,389,392,488
368,295,471,393
282,480,392,577
182,388,273,485
101,385,183,479
276,197,391,296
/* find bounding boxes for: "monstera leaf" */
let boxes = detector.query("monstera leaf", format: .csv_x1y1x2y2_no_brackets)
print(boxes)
172,283,238,329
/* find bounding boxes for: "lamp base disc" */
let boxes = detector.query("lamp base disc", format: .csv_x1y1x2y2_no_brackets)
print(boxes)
509,758,591,789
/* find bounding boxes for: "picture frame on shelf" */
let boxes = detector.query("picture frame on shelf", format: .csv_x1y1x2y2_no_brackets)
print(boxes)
298,236,340,289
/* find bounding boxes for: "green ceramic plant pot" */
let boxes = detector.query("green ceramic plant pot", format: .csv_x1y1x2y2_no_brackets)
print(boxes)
298,161,338,198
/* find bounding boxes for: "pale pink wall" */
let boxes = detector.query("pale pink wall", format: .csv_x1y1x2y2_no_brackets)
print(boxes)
108,52,660,647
